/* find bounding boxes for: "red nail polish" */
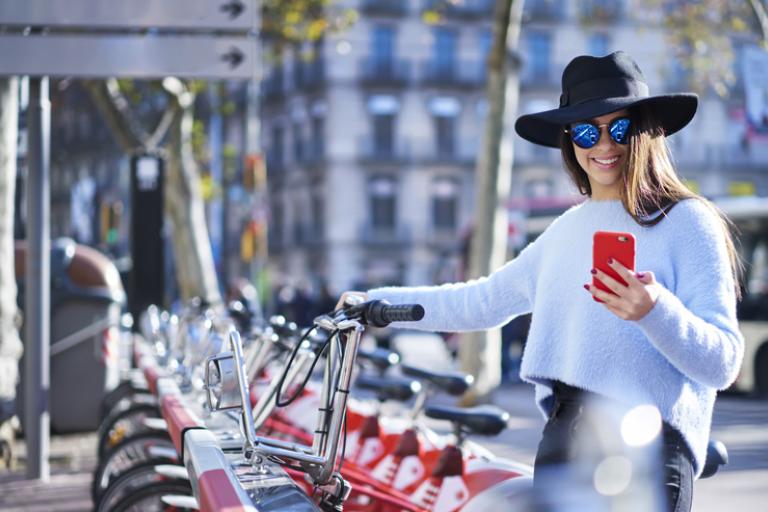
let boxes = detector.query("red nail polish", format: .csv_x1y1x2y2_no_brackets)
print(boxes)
590,269,597,275
637,272,645,279
607,258,614,264
583,284,590,291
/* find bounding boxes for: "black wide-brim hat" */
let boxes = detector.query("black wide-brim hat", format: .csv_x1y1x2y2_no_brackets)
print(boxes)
515,51,698,148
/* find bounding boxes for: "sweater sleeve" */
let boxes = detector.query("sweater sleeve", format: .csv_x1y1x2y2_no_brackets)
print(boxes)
367,236,541,333
634,200,744,389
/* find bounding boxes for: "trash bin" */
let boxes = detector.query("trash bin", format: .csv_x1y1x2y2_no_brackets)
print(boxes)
16,237,125,432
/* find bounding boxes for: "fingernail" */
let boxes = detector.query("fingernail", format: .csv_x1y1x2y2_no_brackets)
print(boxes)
590,269,597,275
583,284,590,291
637,272,645,279
607,258,614,264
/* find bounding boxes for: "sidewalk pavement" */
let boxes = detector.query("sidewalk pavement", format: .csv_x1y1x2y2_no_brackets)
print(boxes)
0,432,96,512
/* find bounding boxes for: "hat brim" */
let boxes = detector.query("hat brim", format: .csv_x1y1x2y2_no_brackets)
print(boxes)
514,94,698,148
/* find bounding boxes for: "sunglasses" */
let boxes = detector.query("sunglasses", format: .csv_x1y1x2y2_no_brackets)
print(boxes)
565,117,631,149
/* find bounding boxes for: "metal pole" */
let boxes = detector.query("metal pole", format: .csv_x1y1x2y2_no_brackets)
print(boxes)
24,76,50,481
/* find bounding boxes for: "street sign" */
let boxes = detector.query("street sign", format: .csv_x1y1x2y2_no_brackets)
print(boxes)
0,0,256,32
0,34,258,79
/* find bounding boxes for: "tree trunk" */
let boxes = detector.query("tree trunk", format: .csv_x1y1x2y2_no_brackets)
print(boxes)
165,93,222,305
0,78,23,408
458,0,525,405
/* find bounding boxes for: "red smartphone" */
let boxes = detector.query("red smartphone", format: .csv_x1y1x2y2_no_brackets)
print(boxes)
592,231,636,303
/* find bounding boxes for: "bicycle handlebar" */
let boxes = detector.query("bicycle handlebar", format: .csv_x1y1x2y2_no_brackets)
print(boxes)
344,300,424,327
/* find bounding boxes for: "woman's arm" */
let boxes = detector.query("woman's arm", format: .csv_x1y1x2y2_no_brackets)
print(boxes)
632,202,744,389
366,238,541,333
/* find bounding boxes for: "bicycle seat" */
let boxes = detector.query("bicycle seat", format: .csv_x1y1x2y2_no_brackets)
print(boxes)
424,404,509,436
400,364,474,396
355,374,422,402
700,439,728,478
357,347,400,373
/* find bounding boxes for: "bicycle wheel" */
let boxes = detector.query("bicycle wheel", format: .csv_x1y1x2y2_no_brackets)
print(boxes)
100,380,145,420
95,460,187,512
109,480,194,512
97,398,159,458
91,431,175,503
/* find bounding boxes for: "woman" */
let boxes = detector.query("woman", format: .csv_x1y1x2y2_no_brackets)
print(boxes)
340,51,744,511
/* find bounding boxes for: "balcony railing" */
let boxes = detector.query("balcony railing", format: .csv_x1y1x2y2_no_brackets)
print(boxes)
360,0,408,17
295,58,326,92
523,0,565,23
266,154,286,177
415,140,476,167
421,0,494,20
519,69,560,90
578,0,624,22
297,142,326,169
262,74,285,101
674,144,767,173
420,59,484,89
359,58,411,87
359,223,412,248
357,137,411,165
426,227,460,250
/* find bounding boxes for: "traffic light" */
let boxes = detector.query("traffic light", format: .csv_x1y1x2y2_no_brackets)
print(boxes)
100,200,122,245
243,153,265,190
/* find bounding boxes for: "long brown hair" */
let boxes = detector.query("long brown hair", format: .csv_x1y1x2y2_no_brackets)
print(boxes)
560,104,743,299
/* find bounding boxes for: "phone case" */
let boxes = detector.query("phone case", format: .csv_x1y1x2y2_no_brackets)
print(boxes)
592,231,636,303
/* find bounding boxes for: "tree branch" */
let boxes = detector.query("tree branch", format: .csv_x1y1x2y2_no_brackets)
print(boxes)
81,79,150,152
146,104,177,149
748,0,768,43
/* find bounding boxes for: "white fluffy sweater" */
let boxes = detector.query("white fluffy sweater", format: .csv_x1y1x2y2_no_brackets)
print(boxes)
368,198,744,477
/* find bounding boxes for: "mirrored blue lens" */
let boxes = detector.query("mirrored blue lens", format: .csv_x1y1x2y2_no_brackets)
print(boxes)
571,123,600,149
570,118,631,149
609,118,631,144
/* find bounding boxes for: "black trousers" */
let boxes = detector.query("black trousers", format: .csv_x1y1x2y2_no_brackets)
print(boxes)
533,382,693,512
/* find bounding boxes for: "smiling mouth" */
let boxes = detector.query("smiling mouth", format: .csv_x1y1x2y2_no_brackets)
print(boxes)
593,156,620,165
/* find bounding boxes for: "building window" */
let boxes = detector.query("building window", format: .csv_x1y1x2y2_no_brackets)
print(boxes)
588,33,610,57
270,125,284,168
429,96,460,158
368,176,396,229
478,30,492,77
526,31,552,80
311,194,324,236
372,25,395,70
271,201,284,245
293,123,303,162
434,115,456,157
372,113,395,157
292,45,304,89
432,178,458,231
310,115,324,159
433,27,458,77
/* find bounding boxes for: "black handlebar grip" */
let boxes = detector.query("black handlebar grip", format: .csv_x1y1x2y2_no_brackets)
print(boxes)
367,301,425,327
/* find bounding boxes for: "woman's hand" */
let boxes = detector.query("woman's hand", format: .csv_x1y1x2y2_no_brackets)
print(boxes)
584,259,661,321
335,291,369,311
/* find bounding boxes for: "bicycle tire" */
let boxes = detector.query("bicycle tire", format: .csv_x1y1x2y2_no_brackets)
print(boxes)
97,399,160,458
109,480,194,512
100,380,144,420
95,460,187,512
91,431,175,503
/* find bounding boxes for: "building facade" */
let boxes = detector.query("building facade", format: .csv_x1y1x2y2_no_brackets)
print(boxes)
260,0,768,293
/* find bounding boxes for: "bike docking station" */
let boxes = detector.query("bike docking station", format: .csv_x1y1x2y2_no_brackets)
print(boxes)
0,0,260,499
96,295,728,512
92,288,551,511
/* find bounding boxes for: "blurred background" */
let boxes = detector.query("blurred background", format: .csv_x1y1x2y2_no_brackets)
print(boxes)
1,1,767,510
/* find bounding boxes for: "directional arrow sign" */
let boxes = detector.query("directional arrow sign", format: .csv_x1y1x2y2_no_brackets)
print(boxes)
0,34,258,79
0,0,256,32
